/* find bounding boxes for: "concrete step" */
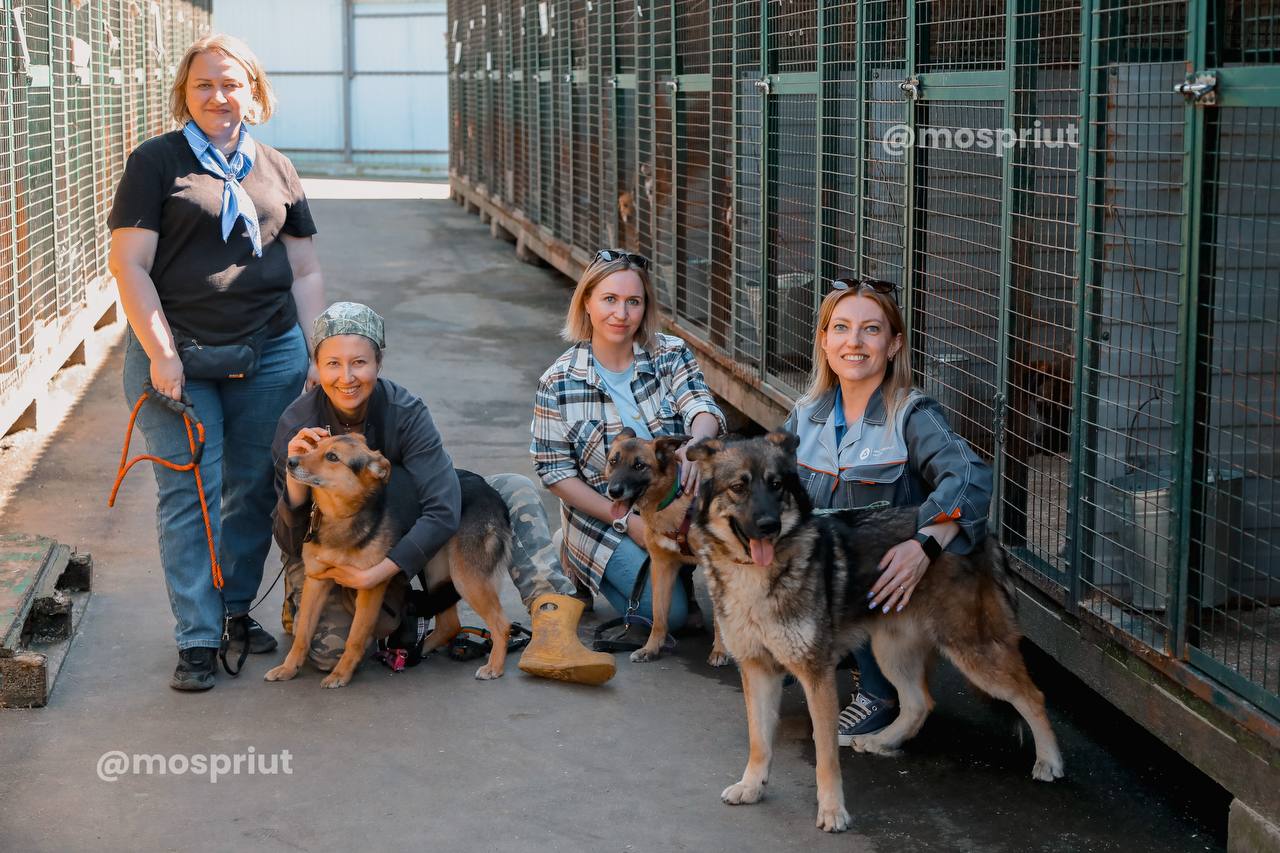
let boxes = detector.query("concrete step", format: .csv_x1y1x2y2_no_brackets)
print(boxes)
0,533,93,708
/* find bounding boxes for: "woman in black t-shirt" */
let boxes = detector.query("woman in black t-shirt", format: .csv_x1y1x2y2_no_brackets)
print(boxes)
107,34,325,691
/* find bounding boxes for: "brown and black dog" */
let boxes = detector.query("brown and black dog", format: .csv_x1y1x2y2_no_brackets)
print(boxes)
603,428,728,666
687,433,1062,833
264,434,515,687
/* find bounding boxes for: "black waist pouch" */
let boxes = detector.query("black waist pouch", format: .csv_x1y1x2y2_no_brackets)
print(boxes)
176,326,270,380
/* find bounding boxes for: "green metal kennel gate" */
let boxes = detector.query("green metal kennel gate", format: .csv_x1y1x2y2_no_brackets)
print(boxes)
1,0,211,429
449,0,1280,767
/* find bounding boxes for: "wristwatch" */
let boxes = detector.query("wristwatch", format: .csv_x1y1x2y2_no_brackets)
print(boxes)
913,531,942,561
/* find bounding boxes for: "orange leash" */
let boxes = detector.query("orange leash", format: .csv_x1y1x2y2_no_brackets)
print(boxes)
109,387,223,590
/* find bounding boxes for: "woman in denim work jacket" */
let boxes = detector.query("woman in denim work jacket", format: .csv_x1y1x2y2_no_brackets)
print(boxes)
782,278,993,745
531,250,726,640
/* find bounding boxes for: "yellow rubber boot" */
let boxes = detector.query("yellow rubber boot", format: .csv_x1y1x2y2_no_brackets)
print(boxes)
518,593,616,685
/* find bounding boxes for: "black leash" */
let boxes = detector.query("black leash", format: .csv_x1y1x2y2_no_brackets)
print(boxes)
592,558,677,654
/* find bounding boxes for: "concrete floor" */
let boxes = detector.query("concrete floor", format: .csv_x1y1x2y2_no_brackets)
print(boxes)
0,184,1229,852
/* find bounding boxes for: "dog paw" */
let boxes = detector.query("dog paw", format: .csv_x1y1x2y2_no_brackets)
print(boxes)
816,803,851,833
263,664,298,682
721,780,765,805
319,672,350,689
1032,756,1065,782
706,649,732,667
474,664,504,680
629,647,661,663
848,735,902,757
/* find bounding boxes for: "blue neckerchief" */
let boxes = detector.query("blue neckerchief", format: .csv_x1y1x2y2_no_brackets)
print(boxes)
182,121,262,257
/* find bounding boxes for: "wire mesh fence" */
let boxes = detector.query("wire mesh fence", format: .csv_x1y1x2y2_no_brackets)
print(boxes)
1,0,212,424
448,0,1280,721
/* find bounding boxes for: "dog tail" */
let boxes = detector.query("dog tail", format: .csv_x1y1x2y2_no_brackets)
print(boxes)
485,522,514,580
993,541,1019,616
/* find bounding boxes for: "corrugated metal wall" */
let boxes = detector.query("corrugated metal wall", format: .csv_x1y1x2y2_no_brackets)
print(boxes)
0,0,213,434
213,0,449,176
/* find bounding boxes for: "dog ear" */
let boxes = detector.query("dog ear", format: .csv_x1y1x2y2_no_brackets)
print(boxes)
785,470,813,517
365,453,391,482
618,426,637,440
684,437,723,463
763,431,800,455
653,434,691,469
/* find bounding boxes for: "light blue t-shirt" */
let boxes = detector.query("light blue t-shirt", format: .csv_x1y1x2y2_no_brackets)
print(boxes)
593,358,652,439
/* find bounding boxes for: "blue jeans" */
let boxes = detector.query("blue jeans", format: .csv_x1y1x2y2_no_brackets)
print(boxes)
123,325,308,650
599,538,688,632
854,642,898,703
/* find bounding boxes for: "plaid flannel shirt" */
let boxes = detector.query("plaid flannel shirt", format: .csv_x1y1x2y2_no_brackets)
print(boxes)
530,333,727,591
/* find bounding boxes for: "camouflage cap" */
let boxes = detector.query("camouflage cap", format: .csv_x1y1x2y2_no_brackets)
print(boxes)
311,302,386,352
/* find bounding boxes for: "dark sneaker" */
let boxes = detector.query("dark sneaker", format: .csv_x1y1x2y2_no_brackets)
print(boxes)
170,647,217,691
226,616,279,654
837,691,898,745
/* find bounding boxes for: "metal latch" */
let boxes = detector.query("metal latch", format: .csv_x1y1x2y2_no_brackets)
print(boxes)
1174,72,1217,106
608,75,618,89
663,79,678,94
753,77,771,96
900,76,921,100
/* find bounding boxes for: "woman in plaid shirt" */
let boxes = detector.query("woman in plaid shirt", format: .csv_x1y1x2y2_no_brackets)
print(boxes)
531,251,726,634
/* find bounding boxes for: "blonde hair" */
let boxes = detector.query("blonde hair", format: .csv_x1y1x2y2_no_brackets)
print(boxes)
799,284,914,420
561,255,659,349
170,34,276,126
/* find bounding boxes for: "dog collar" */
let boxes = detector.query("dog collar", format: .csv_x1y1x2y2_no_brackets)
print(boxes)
656,464,683,511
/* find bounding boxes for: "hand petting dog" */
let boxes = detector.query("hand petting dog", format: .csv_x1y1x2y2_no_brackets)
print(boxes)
869,540,931,613
312,559,399,590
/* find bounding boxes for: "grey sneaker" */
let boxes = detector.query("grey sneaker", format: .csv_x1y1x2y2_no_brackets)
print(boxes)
170,647,216,691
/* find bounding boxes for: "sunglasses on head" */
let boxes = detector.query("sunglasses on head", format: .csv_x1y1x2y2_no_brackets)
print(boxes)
595,249,651,269
831,277,899,295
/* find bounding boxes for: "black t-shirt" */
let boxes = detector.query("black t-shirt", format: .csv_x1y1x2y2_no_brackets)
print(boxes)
108,130,318,345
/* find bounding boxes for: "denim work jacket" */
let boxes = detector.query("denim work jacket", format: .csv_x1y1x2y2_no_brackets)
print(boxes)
782,387,992,554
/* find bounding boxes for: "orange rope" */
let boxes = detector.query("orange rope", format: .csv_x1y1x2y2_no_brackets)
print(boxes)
109,391,223,590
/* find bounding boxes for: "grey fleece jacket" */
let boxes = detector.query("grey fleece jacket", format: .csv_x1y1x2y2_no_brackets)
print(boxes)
271,378,462,579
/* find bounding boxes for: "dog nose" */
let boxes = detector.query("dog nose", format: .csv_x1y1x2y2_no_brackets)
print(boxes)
287,456,300,470
754,516,781,536
607,484,623,499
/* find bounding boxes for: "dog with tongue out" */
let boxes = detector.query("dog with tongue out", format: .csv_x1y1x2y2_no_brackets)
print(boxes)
684,431,1064,835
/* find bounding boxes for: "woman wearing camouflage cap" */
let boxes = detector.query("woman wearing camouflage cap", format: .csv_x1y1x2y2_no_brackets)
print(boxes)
270,302,615,685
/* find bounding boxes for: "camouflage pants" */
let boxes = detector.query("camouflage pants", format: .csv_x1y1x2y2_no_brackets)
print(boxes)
280,472,575,669
487,472,577,605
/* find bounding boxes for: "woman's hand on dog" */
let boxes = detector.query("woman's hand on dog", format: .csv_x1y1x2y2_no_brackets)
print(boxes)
313,558,400,590
869,540,931,613
288,426,331,457
675,443,701,494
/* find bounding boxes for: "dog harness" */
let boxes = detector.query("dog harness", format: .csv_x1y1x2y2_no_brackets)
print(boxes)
655,463,696,558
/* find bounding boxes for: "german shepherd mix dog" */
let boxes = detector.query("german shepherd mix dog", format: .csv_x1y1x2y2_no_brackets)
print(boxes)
604,428,728,666
265,434,515,687
686,433,1063,833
